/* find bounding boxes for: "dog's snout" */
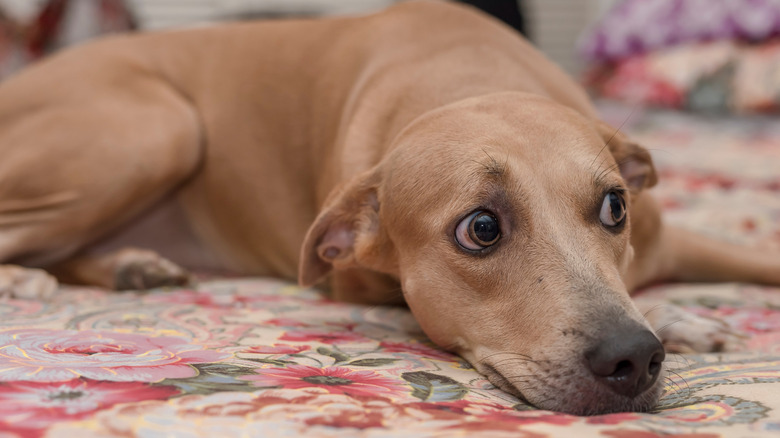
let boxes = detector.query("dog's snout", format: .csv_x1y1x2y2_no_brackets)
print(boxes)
586,328,665,398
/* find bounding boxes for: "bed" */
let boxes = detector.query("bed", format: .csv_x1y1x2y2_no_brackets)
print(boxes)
1,102,779,437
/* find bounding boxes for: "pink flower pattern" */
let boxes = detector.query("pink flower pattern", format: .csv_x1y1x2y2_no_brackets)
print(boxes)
379,341,455,362
0,329,230,382
244,365,409,398
0,378,177,438
279,329,372,345
243,344,311,355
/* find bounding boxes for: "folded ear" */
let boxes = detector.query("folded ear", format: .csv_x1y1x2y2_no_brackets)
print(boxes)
596,121,658,193
298,168,394,287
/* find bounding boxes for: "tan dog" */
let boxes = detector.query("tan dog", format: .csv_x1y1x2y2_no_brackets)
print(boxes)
0,1,778,415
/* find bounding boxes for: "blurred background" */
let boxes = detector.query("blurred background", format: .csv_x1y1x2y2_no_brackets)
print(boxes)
1,0,779,113
0,0,614,75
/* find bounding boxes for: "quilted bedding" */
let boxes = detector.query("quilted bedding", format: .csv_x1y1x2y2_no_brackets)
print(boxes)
2,105,780,437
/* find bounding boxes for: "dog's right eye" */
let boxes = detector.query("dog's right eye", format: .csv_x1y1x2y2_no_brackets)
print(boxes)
455,210,501,251
600,190,627,228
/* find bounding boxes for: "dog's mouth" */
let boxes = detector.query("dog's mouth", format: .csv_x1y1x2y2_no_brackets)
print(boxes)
479,362,535,405
478,358,664,416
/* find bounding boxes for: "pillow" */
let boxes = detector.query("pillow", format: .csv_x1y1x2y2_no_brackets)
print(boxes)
579,0,780,63
584,40,780,113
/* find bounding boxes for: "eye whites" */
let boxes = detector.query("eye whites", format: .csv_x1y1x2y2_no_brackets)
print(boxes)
454,194,622,251
600,191,627,227
455,211,501,251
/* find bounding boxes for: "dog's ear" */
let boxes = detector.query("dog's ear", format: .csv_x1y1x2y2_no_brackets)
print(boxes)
596,121,658,192
298,168,394,287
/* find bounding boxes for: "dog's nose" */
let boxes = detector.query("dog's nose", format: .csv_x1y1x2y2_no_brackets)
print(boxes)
586,328,665,398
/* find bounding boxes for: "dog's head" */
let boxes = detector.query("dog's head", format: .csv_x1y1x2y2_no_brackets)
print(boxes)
299,92,664,415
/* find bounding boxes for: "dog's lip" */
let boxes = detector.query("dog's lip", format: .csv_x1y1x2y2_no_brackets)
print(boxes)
479,362,532,404
479,359,662,415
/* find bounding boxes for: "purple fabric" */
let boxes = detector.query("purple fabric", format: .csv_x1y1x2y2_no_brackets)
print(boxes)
579,0,780,62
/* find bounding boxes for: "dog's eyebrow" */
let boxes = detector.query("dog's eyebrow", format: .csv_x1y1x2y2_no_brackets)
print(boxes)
591,159,626,191
477,150,507,179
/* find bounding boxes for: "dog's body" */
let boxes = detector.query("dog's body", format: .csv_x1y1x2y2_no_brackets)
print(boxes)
1,1,778,415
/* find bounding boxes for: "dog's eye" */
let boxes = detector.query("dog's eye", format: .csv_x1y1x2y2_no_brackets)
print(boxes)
600,191,627,227
455,211,500,250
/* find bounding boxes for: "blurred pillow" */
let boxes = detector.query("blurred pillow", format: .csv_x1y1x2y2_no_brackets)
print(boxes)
584,40,780,113
579,0,780,63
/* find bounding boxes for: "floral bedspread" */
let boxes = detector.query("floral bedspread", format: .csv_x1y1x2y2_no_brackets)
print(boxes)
2,106,780,437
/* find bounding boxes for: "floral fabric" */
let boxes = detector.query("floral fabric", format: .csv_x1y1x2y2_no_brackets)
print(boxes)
585,40,780,113
579,0,780,62
2,106,780,436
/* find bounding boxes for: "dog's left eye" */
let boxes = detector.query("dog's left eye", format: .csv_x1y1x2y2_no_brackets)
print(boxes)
600,191,627,228
455,210,501,251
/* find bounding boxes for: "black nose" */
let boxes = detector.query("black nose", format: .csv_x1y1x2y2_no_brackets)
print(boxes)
586,328,665,398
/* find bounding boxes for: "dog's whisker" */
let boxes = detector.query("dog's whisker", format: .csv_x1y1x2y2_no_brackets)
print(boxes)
662,375,684,395
589,141,612,173
477,148,506,176
662,356,693,397
478,352,538,369
594,157,633,186
642,303,672,318
654,318,685,336
593,153,617,182
665,368,691,394
588,106,637,176
479,351,535,360
490,355,536,364
666,352,693,369
490,358,537,369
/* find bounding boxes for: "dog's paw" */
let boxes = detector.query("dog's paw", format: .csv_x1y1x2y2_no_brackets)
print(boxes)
0,265,58,300
113,249,191,291
656,309,746,353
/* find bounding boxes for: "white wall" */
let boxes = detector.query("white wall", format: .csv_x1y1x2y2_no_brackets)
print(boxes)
0,0,617,74
0,0,45,21
0,0,396,30
525,0,618,74
132,0,394,29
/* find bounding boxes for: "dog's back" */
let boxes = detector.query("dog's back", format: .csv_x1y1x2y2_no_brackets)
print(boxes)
0,1,594,279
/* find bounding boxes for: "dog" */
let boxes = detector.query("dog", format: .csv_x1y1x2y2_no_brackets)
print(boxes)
0,0,777,415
